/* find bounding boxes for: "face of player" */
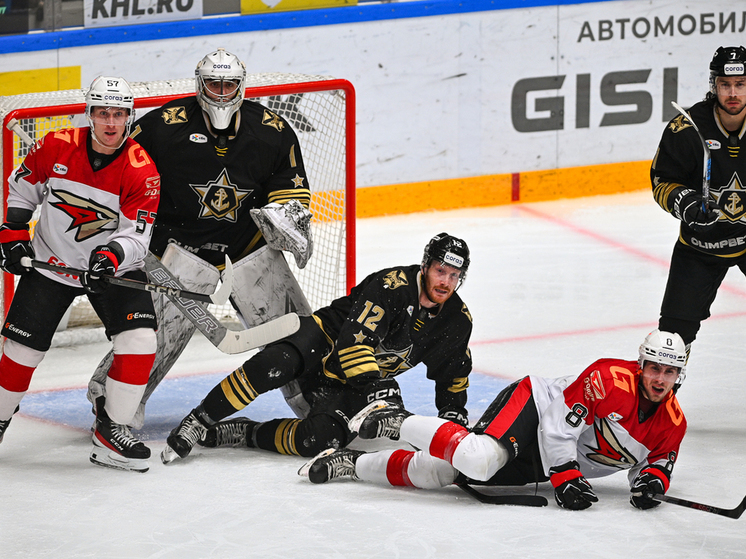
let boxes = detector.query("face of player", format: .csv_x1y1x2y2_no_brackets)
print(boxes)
715,76,746,117
420,261,461,307
203,78,240,103
89,106,129,154
639,361,679,403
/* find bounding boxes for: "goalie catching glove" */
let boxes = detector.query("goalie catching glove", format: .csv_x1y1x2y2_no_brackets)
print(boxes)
630,467,668,510
549,461,598,510
0,222,34,275
250,200,313,269
82,244,123,294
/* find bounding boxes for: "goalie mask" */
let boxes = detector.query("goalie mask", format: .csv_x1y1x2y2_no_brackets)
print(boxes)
638,329,687,384
195,47,246,130
709,46,746,95
422,232,470,288
85,76,135,149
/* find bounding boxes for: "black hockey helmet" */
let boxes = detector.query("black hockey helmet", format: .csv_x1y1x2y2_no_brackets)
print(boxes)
421,232,470,287
709,46,746,94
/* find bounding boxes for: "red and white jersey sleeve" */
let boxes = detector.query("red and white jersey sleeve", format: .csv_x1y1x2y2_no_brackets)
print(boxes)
7,128,160,287
535,358,686,486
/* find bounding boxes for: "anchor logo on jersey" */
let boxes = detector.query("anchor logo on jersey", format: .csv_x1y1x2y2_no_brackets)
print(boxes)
584,417,638,469
383,270,408,290
49,189,118,242
190,169,252,222
374,343,414,376
715,172,746,223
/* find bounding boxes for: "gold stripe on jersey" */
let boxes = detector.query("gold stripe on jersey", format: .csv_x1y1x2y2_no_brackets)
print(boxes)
338,345,378,379
652,179,682,212
268,188,311,208
448,376,470,393
289,144,297,168
273,418,301,455
220,367,259,411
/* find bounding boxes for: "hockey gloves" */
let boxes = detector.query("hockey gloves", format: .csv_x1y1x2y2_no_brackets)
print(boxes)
549,461,598,510
630,468,668,510
672,188,719,232
0,223,34,275
82,244,122,294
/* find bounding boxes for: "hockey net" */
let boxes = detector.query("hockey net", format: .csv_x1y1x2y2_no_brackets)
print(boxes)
0,74,356,336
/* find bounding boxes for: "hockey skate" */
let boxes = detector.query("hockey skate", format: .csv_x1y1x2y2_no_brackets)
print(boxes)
199,417,257,448
0,406,19,444
298,447,364,484
348,400,412,440
161,407,213,464
90,404,151,473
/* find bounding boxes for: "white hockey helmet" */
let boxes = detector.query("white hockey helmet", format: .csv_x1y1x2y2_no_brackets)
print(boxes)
85,76,135,132
638,329,687,374
195,48,246,130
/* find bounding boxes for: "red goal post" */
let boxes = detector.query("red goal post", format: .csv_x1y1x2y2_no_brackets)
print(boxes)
0,74,356,329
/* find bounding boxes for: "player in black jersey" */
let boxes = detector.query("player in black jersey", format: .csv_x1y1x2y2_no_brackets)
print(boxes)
651,45,746,358
87,48,313,428
161,232,474,464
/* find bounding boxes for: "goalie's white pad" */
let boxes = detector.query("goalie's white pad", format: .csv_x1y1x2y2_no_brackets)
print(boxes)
250,200,313,269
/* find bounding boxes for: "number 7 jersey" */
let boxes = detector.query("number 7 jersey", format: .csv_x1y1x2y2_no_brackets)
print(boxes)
533,358,686,485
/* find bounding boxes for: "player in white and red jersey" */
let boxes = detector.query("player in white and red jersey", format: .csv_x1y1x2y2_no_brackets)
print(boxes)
301,330,688,511
0,76,160,473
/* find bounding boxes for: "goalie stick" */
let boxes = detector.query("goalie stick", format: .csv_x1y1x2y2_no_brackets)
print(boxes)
458,484,548,507
21,256,234,306
142,253,300,354
649,492,746,520
671,101,712,211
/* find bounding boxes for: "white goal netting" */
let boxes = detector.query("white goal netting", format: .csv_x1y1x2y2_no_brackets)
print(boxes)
0,74,356,333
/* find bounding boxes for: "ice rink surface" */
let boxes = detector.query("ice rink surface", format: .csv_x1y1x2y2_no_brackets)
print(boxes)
2,191,745,558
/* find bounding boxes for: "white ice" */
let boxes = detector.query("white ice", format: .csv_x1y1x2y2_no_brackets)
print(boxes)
2,191,745,558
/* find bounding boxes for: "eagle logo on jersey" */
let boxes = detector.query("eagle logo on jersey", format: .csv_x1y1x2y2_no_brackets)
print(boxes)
161,107,188,125
49,189,118,241
584,417,638,469
714,172,746,222
383,270,408,290
190,169,252,222
262,109,285,132
374,343,414,376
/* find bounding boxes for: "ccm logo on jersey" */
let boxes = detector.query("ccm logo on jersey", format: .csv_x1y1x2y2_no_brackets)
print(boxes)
189,134,208,143
53,163,68,175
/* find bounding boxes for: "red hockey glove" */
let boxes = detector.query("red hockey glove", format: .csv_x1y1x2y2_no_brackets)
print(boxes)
549,460,598,510
630,467,668,510
82,244,122,294
0,222,34,275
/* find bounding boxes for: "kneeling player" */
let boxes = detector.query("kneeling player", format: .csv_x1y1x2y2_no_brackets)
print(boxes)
301,330,688,511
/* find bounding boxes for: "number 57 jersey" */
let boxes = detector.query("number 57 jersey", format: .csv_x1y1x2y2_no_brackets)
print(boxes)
533,358,687,484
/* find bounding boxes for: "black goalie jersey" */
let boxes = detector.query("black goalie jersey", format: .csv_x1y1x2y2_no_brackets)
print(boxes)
651,99,746,257
130,96,310,266
313,264,473,422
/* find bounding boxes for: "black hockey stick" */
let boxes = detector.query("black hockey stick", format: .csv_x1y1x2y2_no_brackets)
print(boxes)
21,256,233,305
649,492,746,519
458,484,548,507
671,101,711,211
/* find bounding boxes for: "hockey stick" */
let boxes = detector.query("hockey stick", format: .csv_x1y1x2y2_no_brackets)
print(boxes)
458,484,548,507
671,101,711,211
649,492,746,519
142,253,300,354
6,118,34,147
20,256,233,306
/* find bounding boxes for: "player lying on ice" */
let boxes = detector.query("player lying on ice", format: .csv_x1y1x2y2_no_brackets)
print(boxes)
300,330,688,511
160,232,473,464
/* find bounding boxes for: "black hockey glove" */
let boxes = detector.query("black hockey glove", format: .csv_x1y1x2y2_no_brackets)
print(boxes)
82,244,122,294
549,461,598,510
630,468,667,510
0,222,34,275
672,188,719,232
